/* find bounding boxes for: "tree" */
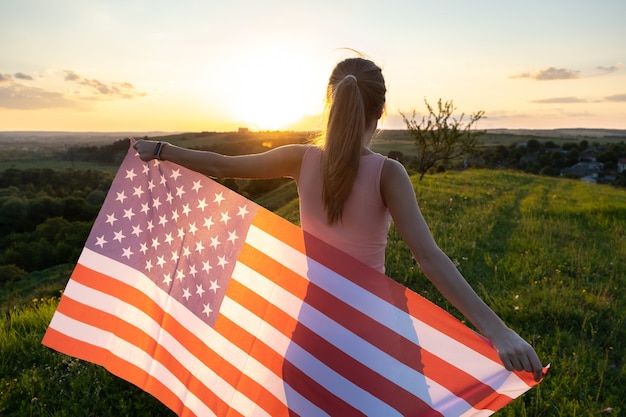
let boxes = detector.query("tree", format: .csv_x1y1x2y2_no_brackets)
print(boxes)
401,99,486,180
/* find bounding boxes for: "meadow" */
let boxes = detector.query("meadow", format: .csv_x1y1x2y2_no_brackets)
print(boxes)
1,166,624,416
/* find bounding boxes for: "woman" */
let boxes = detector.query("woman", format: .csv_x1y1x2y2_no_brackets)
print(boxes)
135,57,544,381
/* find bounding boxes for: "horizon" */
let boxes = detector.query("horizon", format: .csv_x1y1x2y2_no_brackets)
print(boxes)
1,1,625,132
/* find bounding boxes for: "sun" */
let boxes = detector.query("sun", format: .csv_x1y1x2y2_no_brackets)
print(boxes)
215,46,325,131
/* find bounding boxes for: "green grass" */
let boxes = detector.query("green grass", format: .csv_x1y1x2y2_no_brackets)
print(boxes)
2,169,625,416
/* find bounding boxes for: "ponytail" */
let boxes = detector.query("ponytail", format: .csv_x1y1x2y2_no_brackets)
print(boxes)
318,58,386,225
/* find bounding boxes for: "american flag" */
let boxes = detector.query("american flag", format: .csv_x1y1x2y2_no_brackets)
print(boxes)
43,140,542,416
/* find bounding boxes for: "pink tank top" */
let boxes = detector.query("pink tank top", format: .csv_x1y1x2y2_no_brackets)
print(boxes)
296,146,392,272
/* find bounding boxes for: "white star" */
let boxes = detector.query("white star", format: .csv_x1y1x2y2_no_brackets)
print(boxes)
176,270,185,281
163,273,172,286
116,191,127,203
192,180,203,192
213,192,225,205
122,247,133,259
176,185,185,198
133,186,144,198
113,230,126,242
159,175,167,186
182,203,191,216
95,235,107,247
105,213,117,225
203,216,214,230
182,246,191,258
140,203,150,215
171,210,180,222
123,208,135,220
166,192,174,203
164,232,174,245
152,197,162,210
156,255,166,267
147,180,155,191
139,243,148,254
151,237,160,249
237,205,249,218
170,250,180,262
142,164,150,175
202,303,213,317
147,220,155,232
189,264,198,277
197,198,208,212
158,214,168,227
227,230,238,244
188,222,198,235
202,260,212,273
195,241,205,254
125,169,137,181
132,225,142,236
209,236,221,249
182,288,191,300
217,255,228,269
177,227,185,239
145,260,153,272
209,279,220,293
170,169,182,180
220,211,231,225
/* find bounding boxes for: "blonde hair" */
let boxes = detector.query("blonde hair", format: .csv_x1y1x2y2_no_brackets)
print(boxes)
318,57,386,224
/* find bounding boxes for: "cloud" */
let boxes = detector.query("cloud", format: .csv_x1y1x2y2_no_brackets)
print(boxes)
510,67,580,81
0,74,12,83
532,97,587,104
605,93,626,102
596,64,622,74
0,83,80,110
14,72,34,80
63,70,146,99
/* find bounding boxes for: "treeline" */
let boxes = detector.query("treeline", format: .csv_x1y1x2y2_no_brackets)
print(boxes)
0,168,112,285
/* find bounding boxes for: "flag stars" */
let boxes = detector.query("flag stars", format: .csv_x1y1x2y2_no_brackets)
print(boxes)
171,210,180,222
164,232,174,245
160,175,167,186
182,288,191,301
188,222,198,235
227,230,239,244
220,211,231,225
182,203,191,216
176,270,185,282
217,255,228,269
202,260,212,273
177,227,185,239
209,279,220,293
192,180,203,193
147,220,155,232
116,191,127,203
151,237,160,249
197,198,208,211
189,264,198,277
106,213,117,225
209,236,221,249
170,250,180,263
170,169,182,180
152,197,162,210
176,185,186,198
163,273,172,286
156,255,166,267
139,243,148,254
213,192,225,205
95,236,107,248
195,241,205,254
142,164,150,175
182,246,191,258
166,192,174,204
113,230,126,243
148,180,155,191
125,168,137,181
132,225,143,237
122,247,133,259
202,303,213,317
145,260,153,272
123,208,135,220
203,217,214,230
158,214,168,227
237,205,249,218
133,186,144,198
140,203,150,215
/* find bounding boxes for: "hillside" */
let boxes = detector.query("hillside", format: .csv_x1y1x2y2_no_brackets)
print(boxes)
1,169,625,416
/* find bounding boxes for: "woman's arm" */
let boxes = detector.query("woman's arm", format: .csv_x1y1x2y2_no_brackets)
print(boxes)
134,139,309,180
381,158,544,381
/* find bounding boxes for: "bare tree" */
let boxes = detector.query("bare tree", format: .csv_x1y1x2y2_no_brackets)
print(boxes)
401,99,486,180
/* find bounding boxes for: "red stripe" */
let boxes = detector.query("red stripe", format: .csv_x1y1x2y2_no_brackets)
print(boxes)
55,263,287,416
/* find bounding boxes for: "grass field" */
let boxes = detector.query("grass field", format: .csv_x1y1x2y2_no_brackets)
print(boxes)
1,168,625,416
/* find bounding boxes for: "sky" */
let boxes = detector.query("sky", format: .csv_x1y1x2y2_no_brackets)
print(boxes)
1,0,625,132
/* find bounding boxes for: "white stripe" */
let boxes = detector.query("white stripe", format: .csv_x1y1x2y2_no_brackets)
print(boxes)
69,249,285,416
48,311,216,417
247,225,531,394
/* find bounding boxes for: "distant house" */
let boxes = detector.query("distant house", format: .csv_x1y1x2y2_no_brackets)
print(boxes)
619,158,626,173
560,161,604,178
238,127,249,133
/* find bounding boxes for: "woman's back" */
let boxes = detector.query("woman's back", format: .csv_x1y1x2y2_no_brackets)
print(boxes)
296,146,391,272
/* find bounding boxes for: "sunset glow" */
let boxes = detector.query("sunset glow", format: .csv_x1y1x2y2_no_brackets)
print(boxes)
1,1,624,132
